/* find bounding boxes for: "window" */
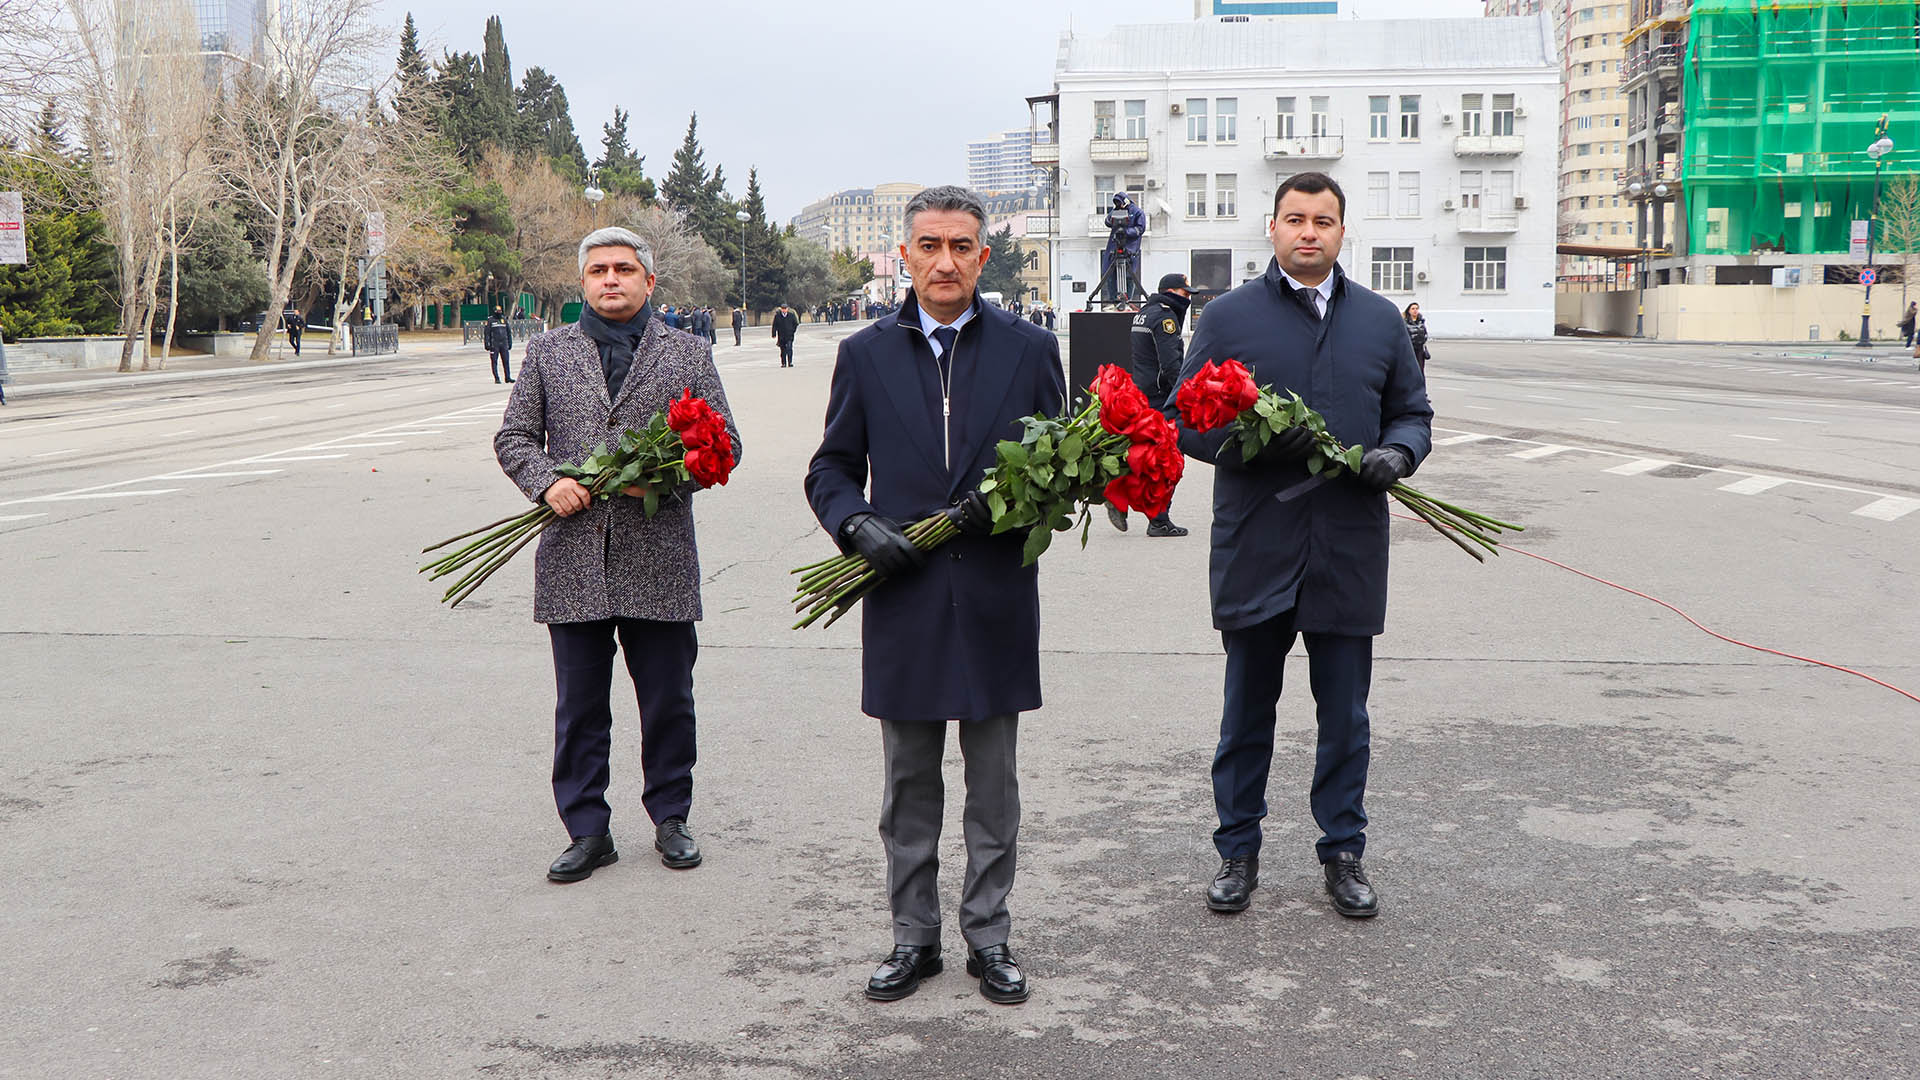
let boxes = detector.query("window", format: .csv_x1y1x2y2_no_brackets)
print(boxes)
1492,94,1516,136
1094,174,1116,213
1187,98,1208,142
1186,173,1208,217
1276,96,1296,139
1216,98,1237,143
1367,172,1390,217
1576,116,1592,131
1215,173,1237,218
1371,247,1414,292
1124,100,1147,140
1124,174,1146,201
1459,170,1483,211
1190,249,1233,292
1464,246,1507,291
1310,96,1330,137
1094,100,1115,140
1369,96,1390,140
1461,93,1483,137
1398,171,1420,216
1399,95,1420,140
1577,195,1590,210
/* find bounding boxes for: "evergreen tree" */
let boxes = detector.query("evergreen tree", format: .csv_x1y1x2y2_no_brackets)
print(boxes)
660,113,708,212
514,67,588,180
738,167,788,310
592,107,654,201
35,99,65,154
480,16,512,106
156,208,271,331
394,14,433,124
979,225,1025,297
0,149,117,338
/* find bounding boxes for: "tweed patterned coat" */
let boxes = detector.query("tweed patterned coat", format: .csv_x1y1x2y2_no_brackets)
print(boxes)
494,317,742,624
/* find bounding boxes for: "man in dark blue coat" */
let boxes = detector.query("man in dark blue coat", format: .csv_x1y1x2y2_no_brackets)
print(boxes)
1174,172,1432,920
806,185,1066,1006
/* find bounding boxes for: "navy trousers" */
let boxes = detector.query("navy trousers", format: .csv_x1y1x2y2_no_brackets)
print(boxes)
1212,610,1373,863
548,618,698,838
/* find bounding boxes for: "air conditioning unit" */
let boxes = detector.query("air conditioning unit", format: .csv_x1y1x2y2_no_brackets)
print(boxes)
1416,270,1429,283
1145,177,1161,190
1441,112,1455,125
1170,102,1184,115
1513,194,1529,209
1514,104,1528,118
1246,260,1259,273
1771,267,1803,288
1442,198,1457,211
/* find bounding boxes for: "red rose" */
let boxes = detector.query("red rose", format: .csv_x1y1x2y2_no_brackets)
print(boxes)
1103,432,1185,519
684,438,735,487
668,389,726,449
1093,364,1157,441
1175,359,1261,432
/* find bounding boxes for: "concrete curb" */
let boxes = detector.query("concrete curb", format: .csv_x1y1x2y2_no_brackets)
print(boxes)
1,347,453,399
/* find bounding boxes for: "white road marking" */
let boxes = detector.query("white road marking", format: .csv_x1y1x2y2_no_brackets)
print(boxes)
1523,394,1564,402
30,449,80,458
1720,476,1788,495
255,414,280,421
247,453,350,462
1604,459,1673,476
0,513,48,521
1768,416,1827,424
1728,434,1780,442
1434,433,1492,446
1462,405,1495,411
1631,405,1677,411
325,403,347,409
34,489,181,501
317,441,406,449
155,429,196,438
1509,444,1572,459
159,470,285,479
1579,417,1621,424
374,430,445,437
1853,496,1920,522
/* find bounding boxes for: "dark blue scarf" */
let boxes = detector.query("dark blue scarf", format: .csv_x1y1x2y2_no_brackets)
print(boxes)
578,301,653,399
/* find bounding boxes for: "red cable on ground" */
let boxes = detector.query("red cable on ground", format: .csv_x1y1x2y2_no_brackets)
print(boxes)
1389,512,1920,705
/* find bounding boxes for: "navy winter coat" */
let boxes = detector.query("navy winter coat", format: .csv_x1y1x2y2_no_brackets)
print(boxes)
805,291,1068,722
1176,260,1433,636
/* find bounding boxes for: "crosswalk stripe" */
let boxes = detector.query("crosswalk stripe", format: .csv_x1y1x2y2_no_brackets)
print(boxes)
1853,496,1920,522
1509,444,1571,459
1604,459,1672,476
1719,476,1787,495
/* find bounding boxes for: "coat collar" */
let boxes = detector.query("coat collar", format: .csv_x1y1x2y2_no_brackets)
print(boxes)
877,289,1025,492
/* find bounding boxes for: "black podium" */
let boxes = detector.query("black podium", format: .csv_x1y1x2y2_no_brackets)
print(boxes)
1066,310,1133,406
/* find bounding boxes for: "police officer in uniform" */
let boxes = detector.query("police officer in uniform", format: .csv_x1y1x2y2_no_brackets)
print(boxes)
1107,272,1193,537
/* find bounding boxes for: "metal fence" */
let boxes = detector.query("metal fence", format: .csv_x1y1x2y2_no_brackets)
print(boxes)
351,324,399,356
462,318,546,346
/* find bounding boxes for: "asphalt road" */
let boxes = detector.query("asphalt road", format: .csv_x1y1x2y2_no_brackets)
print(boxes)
3,328,1917,1079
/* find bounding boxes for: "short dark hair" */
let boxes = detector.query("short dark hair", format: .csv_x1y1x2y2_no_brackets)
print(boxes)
1273,172,1346,222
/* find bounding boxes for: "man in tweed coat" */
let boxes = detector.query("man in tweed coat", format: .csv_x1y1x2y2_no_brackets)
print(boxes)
495,227,742,883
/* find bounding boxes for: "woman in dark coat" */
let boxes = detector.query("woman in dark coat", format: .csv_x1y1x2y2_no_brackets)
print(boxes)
1403,303,1430,372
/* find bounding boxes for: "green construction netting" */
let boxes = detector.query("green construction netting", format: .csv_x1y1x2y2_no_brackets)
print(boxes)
1683,0,1920,254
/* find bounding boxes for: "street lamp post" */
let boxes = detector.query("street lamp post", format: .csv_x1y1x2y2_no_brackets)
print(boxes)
583,181,604,228
1859,117,1895,349
1628,179,1646,337
736,209,750,316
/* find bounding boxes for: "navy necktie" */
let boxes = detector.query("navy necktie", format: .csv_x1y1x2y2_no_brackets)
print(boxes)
931,326,957,381
1296,287,1322,321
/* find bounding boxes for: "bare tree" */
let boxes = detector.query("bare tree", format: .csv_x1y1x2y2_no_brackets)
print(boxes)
215,0,389,361
1875,174,1920,311
481,147,589,322
623,203,728,312
63,0,213,370
0,0,71,149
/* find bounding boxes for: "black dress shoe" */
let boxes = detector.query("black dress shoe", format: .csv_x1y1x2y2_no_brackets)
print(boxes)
865,944,942,1001
1106,504,1129,532
965,944,1030,1004
1323,851,1379,918
654,817,702,869
1207,855,1258,912
547,835,617,883
1146,517,1188,537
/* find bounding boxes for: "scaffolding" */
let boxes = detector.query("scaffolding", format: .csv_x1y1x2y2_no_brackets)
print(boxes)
1683,0,1920,256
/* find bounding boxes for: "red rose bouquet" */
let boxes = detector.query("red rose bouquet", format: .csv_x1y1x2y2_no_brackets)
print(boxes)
1176,359,1521,561
790,363,1185,629
421,389,735,607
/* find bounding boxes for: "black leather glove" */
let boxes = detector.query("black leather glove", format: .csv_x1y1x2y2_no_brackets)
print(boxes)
1358,446,1411,493
842,512,928,578
1253,424,1317,466
945,490,993,537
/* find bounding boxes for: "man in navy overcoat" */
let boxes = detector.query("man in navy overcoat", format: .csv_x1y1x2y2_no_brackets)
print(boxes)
806,185,1066,1006
1174,172,1433,920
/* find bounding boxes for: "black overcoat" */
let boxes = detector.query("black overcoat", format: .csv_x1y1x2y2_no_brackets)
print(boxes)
1176,260,1433,636
805,290,1067,722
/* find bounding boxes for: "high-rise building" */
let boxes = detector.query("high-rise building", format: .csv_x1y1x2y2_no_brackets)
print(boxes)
191,0,258,63
968,129,1046,199
1551,0,1634,286
1193,0,1339,19
1618,0,1687,270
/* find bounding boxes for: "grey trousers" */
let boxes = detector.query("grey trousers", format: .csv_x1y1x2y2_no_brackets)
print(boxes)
879,715,1020,951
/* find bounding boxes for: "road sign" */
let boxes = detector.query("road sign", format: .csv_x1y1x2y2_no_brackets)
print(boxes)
366,211,386,259
1850,220,1870,261
1859,267,1877,286
0,192,25,265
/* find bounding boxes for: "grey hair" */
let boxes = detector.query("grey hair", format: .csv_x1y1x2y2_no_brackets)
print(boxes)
577,227,655,276
902,185,989,247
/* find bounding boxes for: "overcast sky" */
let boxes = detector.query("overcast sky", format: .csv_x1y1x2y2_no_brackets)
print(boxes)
385,0,1487,222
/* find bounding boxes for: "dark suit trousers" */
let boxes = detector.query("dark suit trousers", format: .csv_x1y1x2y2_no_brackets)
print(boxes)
879,716,1019,951
548,618,698,838
1212,610,1372,863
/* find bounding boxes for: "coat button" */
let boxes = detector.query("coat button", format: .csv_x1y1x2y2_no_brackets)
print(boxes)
950,551,961,561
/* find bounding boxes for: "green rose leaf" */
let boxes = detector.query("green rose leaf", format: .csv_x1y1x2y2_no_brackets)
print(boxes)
1021,525,1053,565
1344,446,1364,473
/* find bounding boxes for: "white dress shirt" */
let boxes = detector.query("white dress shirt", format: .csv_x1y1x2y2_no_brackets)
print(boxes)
1275,265,1336,320
916,301,977,358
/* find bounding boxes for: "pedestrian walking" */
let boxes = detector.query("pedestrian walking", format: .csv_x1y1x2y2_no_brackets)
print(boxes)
1403,302,1430,372
483,306,515,383
771,303,799,367
1174,172,1432,921
731,306,744,346
806,185,1065,1006
283,309,305,356
0,333,9,406
493,226,744,884
1898,302,1916,349
1108,271,1195,538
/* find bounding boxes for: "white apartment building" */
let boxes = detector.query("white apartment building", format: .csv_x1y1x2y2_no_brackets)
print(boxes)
791,182,924,253
1032,16,1560,338
968,129,1045,198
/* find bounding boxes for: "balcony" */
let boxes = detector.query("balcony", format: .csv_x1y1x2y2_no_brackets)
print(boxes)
1089,137,1150,163
1454,134,1524,156
1030,140,1059,166
1262,134,1345,160
1456,207,1520,233
1655,107,1683,138
1621,41,1685,86
1023,214,1059,238
1616,162,1684,198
